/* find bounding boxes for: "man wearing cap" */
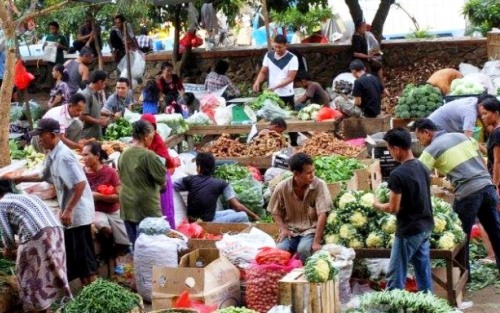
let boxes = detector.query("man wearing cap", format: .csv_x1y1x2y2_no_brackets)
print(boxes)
78,70,109,140
348,59,387,118
10,118,98,286
64,46,93,96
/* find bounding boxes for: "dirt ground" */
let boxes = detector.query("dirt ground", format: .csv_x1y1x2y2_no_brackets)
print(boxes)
463,287,500,313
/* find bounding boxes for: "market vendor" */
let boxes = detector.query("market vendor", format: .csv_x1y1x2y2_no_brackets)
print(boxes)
268,152,331,263
294,72,331,108
252,117,287,141
372,128,434,292
0,179,72,312
427,68,463,95
101,77,134,120
346,59,388,118
174,152,260,223
415,118,500,275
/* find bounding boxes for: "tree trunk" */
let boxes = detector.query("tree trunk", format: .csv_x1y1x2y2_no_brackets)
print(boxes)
344,0,364,25
371,0,394,41
87,9,104,70
172,4,181,69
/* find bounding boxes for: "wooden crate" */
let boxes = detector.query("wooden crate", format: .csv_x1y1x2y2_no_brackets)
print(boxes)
487,31,500,60
391,118,417,129
279,269,340,313
340,115,391,139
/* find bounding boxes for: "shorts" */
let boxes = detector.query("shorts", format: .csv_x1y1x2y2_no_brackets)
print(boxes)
94,211,131,246
64,224,98,282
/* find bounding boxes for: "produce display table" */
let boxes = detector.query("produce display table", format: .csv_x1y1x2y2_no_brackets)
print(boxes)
354,239,468,306
164,134,184,151
185,119,337,150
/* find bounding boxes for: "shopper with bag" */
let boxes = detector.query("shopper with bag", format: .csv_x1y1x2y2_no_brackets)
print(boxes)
44,21,68,65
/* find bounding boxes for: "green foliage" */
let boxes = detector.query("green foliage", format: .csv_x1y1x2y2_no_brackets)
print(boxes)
463,0,500,36
270,4,333,36
405,28,436,39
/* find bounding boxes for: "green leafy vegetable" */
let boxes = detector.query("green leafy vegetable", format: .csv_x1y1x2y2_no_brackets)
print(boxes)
313,156,363,184
249,91,286,111
9,140,29,160
214,164,250,182
104,118,133,140
215,307,260,313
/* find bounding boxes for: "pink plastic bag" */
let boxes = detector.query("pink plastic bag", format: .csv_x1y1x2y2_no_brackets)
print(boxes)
245,258,302,312
174,291,217,313
200,94,222,122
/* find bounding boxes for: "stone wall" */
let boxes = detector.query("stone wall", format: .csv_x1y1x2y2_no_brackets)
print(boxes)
25,37,487,93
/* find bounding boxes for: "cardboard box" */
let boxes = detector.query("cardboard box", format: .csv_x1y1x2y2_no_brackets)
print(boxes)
326,159,382,198
188,223,250,251
151,249,241,310
279,268,340,313
432,267,463,305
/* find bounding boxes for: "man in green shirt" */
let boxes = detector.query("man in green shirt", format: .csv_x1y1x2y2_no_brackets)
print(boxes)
45,21,68,65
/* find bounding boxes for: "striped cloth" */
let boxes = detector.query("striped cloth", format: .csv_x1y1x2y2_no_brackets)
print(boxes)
0,193,62,248
419,131,492,200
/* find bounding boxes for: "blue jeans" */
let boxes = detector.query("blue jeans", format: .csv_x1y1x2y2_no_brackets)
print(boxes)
277,233,315,264
387,231,433,292
453,185,500,274
213,210,249,223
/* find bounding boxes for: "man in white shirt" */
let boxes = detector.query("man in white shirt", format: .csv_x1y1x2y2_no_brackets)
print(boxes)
42,93,86,150
253,34,298,144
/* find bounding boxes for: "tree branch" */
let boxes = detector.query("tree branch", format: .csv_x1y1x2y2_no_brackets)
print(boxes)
16,0,71,25
371,0,394,41
344,0,364,24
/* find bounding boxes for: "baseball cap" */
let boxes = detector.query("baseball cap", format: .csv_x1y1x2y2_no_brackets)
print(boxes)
349,59,365,71
29,118,61,136
140,113,157,126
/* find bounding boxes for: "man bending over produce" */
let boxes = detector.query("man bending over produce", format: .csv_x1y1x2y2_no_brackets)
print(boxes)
268,152,331,263
372,128,434,292
415,118,500,275
294,72,331,108
252,117,287,141
174,152,259,222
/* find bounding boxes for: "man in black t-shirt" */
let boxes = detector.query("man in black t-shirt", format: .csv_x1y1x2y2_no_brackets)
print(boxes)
372,128,434,292
174,153,259,222
349,59,387,118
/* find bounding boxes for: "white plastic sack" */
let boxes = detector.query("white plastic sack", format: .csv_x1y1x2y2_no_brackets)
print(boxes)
118,50,146,80
134,233,187,302
214,106,232,125
482,60,500,79
156,123,172,141
171,166,188,227
463,73,495,95
138,217,171,235
184,83,227,101
256,99,292,121
177,153,197,175
123,108,141,123
365,258,391,279
268,306,292,313
332,72,356,90
459,63,480,76
216,227,276,267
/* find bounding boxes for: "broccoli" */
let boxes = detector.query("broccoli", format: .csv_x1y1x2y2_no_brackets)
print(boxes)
417,104,427,112
398,111,411,119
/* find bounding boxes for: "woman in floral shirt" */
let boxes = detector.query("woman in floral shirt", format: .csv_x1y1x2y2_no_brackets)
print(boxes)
48,64,71,108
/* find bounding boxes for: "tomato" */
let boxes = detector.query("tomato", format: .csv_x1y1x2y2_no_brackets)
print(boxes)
96,184,116,195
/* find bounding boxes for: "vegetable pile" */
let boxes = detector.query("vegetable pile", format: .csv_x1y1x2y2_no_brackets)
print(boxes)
350,289,454,313
62,279,141,313
104,118,133,140
449,78,485,95
468,262,500,292
202,132,286,157
249,91,286,111
9,140,28,160
0,257,15,276
324,187,465,250
299,132,364,157
214,164,251,182
394,83,443,119
155,113,190,134
23,145,45,169
305,251,337,283
215,308,259,313
313,156,364,184
297,104,322,120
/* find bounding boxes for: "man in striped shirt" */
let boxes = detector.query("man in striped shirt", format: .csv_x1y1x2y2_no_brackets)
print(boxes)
415,118,500,275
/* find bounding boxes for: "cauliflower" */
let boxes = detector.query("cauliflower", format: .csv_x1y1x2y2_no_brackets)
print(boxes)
348,237,364,249
305,251,335,282
338,193,357,210
311,111,319,120
375,182,390,203
386,233,395,248
339,224,357,239
433,217,447,234
324,233,341,244
350,211,368,228
327,212,338,226
366,232,385,248
437,232,456,250
360,193,375,208
381,215,397,234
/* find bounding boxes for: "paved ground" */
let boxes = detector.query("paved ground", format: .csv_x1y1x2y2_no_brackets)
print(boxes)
463,287,500,313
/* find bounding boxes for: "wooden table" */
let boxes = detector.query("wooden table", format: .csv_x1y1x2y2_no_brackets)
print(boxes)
185,119,337,150
165,134,185,151
354,239,468,306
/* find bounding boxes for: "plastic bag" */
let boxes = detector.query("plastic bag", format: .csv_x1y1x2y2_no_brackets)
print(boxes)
216,227,276,268
245,259,302,313
123,108,142,123
118,50,146,80
200,94,224,122
316,107,342,121
214,106,232,125
247,166,263,182
134,233,187,302
138,217,171,235
482,60,500,79
177,220,206,238
229,177,264,216
174,291,217,313
256,99,292,121
459,62,480,76
463,73,496,95
255,247,291,265
186,111,211,125
322,244,356,303
156,123,172,141
14,60,35,90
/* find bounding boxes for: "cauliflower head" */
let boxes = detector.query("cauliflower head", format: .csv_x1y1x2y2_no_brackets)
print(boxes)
327,211,338,225
433,217,447,234
366,232,385,248
381,215,397,234
348,237,364,249
339,224,357,239
437,232,456,250
350,211,368,228
324,233,341,244
338,193,357,210
360,193,375,208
